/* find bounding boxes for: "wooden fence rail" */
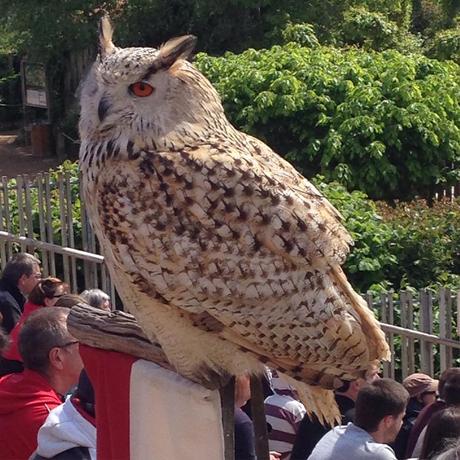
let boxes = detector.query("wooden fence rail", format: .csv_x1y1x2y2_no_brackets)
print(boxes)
1,171,460,379
0,171,116,300
367,288,460,379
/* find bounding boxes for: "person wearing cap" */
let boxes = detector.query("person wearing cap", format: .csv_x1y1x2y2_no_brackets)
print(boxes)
410,368,460,458
265,370,306,459
391,372,438,458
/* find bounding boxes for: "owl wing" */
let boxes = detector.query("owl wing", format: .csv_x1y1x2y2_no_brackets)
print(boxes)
96,138,388,386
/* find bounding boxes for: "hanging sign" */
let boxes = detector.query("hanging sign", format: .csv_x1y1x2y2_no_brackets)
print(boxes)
21,61,48,109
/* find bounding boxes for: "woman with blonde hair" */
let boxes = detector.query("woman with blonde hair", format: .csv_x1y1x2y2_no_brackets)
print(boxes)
0,277,69,374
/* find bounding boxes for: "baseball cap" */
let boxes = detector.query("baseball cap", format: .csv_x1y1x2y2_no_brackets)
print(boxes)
403,373,438,398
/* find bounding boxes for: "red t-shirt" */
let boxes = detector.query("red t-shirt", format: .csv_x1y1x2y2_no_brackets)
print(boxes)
0,369,62,459
3,301,43,361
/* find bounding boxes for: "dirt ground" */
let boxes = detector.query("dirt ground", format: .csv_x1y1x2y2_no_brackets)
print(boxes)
0,131,63,178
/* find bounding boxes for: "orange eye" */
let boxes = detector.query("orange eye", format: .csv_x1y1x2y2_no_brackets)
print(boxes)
129,81,154,97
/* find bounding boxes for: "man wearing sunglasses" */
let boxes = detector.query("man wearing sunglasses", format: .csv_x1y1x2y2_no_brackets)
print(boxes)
0,307,83,460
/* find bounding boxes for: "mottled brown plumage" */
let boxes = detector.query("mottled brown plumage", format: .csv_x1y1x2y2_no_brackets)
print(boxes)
79,17,389,424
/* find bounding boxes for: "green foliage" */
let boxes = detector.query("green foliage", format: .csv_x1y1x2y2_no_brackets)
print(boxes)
377,198,460,291
313,177,397,292
339,6,422,53
281,23,319,48
426,27,460,64
314,180,460,292
0,2,106,60
412,0,447,36
341,8,400,50
359,0,413,29
196,44,460,200
0,21,26,56
0,0,450,58
0,71,17,87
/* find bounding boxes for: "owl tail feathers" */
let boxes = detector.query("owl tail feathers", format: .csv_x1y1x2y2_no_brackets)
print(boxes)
332,265,391,362
279,372,341,427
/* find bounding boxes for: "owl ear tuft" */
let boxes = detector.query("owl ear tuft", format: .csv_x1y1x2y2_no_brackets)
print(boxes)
158,35,197,69
99,15,115,59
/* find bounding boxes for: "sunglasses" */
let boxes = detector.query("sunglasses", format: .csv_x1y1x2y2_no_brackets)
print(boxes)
57,340,79,349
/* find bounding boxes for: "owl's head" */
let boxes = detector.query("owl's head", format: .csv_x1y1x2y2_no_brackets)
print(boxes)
79,16,227,150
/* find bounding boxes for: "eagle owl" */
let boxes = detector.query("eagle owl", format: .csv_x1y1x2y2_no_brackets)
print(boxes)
79,17,389,424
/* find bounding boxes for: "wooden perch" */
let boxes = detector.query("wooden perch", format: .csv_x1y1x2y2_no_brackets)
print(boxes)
68,303,270,460
68,303,227,389
67,303,172,370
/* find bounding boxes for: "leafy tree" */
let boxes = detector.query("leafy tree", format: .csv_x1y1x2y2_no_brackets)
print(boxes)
426,27,460,63
341,7,400,50
317,180,460,292
196,43,460,200
281,23,319,48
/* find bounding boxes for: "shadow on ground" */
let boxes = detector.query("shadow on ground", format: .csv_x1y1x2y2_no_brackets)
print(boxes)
0,131,64,179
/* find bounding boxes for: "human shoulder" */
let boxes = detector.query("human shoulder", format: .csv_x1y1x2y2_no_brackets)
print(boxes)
266,395,306,417
31,446,92,460
0,289,17,307
366,440,397,459
283,397,306,412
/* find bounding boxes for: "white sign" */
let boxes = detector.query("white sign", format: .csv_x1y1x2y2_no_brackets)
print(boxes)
22,62,48,109
25,89,47,108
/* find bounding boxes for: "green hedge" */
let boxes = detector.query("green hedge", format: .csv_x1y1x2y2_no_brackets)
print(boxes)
196,44,460,201
377,198,460,289
426,27,460,64
319,179,460,292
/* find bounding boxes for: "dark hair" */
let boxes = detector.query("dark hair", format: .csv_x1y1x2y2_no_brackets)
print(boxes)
420,407,460,459
439,368,460,405
73,369,95,417
1,253,40,285
55,294,86,309
0,328,9,353
18,307,72,373
431,440,460,460
28,277,68,305
355,378,409,432
335,380,352,393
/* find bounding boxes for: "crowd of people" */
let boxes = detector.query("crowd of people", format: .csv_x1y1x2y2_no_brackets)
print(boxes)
266,367,460,460
0,253,109,459
1,252,460,460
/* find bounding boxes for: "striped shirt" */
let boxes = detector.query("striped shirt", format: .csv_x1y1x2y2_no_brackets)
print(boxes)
265,393,306,459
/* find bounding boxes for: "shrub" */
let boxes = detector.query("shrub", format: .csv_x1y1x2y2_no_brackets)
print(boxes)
313,177,397,292
426,27,460,64
341,7,400,50
281,23,319,48
377,198,460,290
196,44,460,200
